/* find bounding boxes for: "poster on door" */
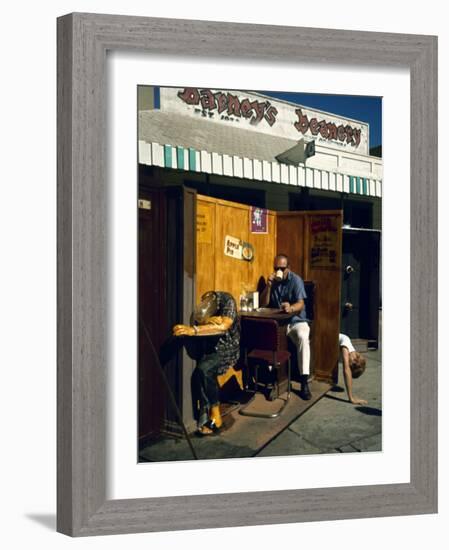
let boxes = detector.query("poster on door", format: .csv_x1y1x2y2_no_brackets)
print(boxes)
250,207,268,234
309,215,339,269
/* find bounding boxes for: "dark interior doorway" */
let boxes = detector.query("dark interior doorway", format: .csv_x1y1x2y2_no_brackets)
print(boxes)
340,229,381,344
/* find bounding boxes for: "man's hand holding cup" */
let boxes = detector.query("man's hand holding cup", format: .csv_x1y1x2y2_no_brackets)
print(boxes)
267,272,276,286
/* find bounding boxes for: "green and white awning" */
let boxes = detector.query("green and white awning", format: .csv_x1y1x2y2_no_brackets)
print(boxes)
138,140,382,198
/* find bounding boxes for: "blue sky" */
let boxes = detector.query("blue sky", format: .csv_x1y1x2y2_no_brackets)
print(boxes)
261,90,382,149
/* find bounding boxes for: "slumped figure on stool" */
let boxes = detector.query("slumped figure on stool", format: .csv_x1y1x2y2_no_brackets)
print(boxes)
173,291,240,436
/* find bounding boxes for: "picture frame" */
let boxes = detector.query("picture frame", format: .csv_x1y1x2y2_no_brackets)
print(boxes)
57,12,437,536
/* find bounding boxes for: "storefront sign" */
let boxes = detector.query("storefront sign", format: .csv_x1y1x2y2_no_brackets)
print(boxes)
224,235,242,259
309,215,339,270
196,203,212,244
158,87,369,154
250,207,268,233
177,87,278,127
294,109,361,148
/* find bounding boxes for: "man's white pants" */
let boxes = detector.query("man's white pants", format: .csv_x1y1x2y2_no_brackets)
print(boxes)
286,322,310,376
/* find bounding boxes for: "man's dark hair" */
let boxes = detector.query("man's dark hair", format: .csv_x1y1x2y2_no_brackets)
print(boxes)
274,253,289,265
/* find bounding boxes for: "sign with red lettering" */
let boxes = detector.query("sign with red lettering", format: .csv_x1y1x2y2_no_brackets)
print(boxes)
309,215,339,270
177,88,278,127
158,87,369,154
294,109,361,148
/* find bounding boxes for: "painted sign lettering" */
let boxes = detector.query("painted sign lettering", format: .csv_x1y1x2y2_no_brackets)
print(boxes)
224,235,243,259
294,109,361,148
160,87,369,154
309,215,339,270
196,203,212,244
177,88,279,127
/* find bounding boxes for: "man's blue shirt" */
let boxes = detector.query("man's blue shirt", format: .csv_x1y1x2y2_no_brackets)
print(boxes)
269,271,308,325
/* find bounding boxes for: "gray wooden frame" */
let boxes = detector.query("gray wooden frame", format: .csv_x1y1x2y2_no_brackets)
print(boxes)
57,12,438,537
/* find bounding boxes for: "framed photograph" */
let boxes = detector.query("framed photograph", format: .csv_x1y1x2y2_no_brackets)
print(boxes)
136,84,382,462
57,13,437,536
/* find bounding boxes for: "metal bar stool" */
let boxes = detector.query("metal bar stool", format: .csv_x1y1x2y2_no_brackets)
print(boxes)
239,318,291,418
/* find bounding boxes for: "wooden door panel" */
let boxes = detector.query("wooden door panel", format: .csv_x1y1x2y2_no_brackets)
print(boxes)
248,212,277,293
214,202,249,302
303,211,342,382
196,197,216,300
275,213,305,274
277,210,342,383
138,190,166,439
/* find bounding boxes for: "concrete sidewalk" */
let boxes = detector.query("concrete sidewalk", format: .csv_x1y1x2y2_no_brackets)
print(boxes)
139,346,381,462
139,379,331,462
256,347,382,457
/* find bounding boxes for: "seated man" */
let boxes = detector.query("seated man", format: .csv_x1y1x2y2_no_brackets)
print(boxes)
339,333,367,405
173,291,240,436
260,253,311,400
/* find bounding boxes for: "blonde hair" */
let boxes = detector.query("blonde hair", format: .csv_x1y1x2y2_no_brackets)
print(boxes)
350,352,366,379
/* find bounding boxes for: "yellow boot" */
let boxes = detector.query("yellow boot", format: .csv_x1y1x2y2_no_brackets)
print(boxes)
209,404,223,429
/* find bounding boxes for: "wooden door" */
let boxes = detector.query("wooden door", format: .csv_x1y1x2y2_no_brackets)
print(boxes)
341,237,362,337
138,185,198,439
195,195,277,303
277,210,343,383
138,189,167,440
341,229,380,344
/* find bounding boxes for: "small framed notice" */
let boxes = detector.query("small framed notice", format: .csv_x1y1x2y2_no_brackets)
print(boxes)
250,206,268,233
224,235,243,259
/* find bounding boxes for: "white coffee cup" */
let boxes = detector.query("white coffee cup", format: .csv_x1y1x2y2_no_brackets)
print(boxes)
275,269,284,282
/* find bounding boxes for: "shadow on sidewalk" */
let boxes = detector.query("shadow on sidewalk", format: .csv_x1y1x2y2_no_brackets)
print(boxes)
354,406,382,416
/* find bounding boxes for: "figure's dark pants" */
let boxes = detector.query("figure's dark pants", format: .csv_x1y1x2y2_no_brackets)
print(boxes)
192,352,221,426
